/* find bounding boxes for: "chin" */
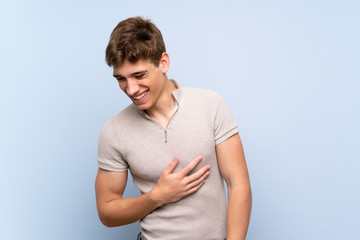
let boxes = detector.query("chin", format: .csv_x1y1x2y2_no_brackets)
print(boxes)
134,103,150,111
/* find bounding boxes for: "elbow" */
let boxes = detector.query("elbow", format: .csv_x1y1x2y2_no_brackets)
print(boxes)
98,211,115,228
99,215,116,228
244,185,252,203
247,188,253,205
245,185,252,200
97,204,132,227
229,184,252,202
99,213,126,228
97,206,122,228
239,187,252,204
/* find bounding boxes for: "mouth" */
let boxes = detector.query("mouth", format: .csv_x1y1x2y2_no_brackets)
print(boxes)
132,90,149,103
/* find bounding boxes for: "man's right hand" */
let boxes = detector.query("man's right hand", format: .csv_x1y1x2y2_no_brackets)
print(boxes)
149,156,210,205
95,156,209,227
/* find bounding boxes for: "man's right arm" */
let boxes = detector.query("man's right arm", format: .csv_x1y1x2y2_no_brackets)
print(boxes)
95,156,210,227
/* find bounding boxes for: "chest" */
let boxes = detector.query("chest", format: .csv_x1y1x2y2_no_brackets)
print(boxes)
120,111,216,183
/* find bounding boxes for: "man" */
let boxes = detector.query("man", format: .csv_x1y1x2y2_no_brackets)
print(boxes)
95,17,252,240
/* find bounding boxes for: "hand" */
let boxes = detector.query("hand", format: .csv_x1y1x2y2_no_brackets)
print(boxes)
150,156,210,205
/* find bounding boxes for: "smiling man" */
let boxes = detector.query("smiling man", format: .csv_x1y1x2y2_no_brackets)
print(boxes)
95,17,252,240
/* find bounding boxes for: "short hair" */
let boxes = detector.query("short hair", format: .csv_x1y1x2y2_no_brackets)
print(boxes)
105,17,166,67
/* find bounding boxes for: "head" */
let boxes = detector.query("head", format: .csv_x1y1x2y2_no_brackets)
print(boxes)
105,16,166,67
106,17,172,112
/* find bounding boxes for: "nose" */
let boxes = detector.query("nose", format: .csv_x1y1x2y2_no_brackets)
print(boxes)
126,79,140,96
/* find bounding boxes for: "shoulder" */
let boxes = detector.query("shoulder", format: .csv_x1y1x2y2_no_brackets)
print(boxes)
181,86,219,97
110,104,140,125
100,104,139,136
181,87,223,103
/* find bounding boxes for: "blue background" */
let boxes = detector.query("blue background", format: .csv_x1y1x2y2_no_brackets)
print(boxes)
1,0,359,239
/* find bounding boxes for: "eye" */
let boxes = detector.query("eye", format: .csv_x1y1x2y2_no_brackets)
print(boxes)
135,74,145,79
116,77,126,82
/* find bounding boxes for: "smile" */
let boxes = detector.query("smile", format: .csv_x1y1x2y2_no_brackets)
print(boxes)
132,90,149,100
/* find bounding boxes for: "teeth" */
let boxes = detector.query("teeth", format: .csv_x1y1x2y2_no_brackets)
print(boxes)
133,91,148,100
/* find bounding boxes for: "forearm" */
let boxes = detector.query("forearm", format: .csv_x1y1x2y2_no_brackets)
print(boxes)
98,189,162,227
226,186,252,240
96,157,209,227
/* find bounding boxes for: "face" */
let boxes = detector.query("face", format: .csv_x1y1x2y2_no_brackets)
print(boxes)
113,54,169,112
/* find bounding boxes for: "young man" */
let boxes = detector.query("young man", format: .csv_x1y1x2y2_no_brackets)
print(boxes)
95,17,252,240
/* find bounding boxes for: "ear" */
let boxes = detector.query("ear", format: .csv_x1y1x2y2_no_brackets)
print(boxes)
158,52,170,74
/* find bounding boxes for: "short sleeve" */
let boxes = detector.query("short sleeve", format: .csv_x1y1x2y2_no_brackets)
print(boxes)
97,120,128,172
211,92,240,145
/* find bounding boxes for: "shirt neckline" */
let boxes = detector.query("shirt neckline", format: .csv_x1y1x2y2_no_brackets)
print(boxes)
137,79,182,119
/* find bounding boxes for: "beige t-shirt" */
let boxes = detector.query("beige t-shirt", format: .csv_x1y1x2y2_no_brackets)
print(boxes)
97,81,239,240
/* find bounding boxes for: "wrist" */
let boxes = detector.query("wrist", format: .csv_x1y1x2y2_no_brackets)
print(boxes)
148,186,167,207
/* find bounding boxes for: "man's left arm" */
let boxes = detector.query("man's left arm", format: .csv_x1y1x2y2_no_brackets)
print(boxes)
216,133,252,240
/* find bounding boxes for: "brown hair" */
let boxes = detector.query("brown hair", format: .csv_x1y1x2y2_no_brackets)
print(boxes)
105,17,166,67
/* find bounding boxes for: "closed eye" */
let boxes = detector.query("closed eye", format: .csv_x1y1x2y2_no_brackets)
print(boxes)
116,77,126,82
134,73,147,79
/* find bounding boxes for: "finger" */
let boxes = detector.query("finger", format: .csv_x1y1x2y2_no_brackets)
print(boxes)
185,165,210,184
185,180,206,196
186,171,210,190
163,157,179,175
179,156,202,177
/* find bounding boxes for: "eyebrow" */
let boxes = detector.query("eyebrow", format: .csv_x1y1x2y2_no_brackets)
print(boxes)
113,70,148,78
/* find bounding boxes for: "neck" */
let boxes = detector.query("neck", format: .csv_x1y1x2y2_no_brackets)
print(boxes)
146,79,177,126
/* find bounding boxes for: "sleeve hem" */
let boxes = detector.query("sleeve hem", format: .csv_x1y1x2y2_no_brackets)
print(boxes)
98,162,128,172
215,126,239,145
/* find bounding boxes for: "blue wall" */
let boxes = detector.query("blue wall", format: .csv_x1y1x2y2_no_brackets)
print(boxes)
1,0,359,239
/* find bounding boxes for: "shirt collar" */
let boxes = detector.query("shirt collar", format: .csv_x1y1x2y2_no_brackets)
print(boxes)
170,79,182,105
136,79,182,118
